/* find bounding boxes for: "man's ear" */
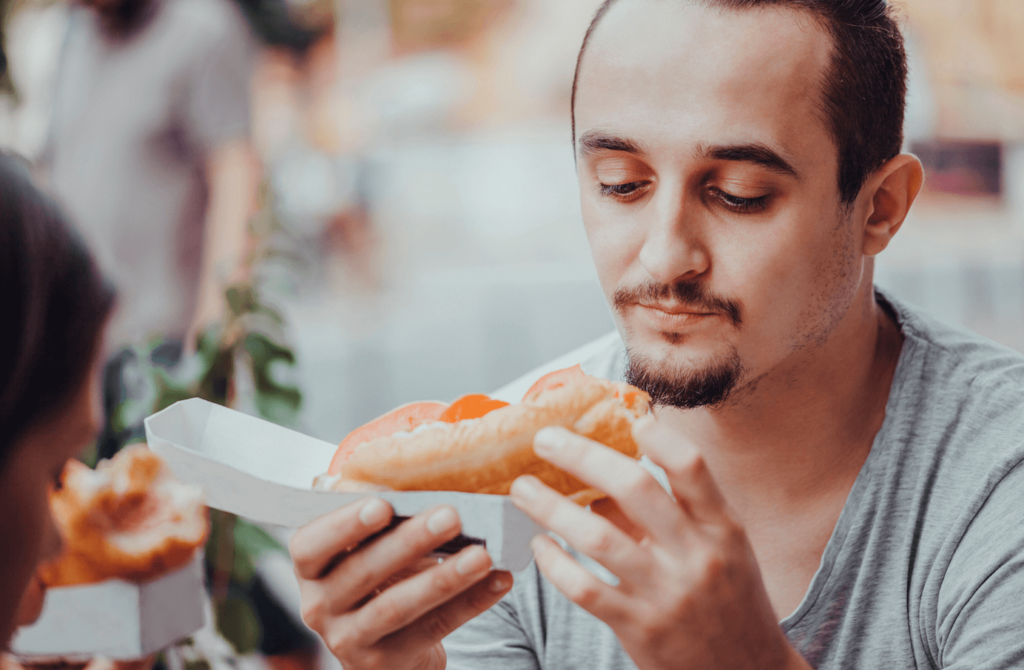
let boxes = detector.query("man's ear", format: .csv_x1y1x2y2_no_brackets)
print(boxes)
859,153,924,256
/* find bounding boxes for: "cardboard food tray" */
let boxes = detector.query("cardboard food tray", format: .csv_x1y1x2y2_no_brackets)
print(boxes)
143,398,544,572
11,556,205,661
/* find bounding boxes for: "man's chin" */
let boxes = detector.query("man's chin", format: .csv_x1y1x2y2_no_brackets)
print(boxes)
624,345,743,410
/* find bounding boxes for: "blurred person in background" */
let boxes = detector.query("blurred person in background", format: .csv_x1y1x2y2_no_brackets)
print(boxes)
287,1,1024,669
35,0,322,662
0,155,115,652
38,0,260,456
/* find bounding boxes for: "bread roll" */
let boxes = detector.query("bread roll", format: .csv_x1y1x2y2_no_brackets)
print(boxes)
321,375,650,502
39,444,209,587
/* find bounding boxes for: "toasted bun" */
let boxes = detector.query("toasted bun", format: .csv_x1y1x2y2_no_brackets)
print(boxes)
322,375,650,500
39,445,209,587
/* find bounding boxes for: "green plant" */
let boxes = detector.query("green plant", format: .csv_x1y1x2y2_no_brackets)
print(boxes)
113,189,306,655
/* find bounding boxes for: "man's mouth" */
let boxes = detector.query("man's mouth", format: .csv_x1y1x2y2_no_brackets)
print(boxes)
638,302,715,316
634,302,717,330
612,280,743,328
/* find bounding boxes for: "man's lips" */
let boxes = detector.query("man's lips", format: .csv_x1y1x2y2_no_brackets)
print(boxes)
633,303,717,330
638,302,716,315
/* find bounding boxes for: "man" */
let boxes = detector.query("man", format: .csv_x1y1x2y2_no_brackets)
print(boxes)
289,1,1024,668
41,0,259,401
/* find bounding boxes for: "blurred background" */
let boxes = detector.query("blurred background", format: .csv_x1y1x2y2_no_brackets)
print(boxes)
0,0,1021,665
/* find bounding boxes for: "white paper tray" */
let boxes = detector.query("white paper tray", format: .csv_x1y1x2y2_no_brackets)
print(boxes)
11,556,205,661
143,398,543,571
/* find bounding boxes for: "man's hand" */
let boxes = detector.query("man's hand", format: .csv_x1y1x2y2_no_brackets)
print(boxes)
509,418,811,670
290,499,513,670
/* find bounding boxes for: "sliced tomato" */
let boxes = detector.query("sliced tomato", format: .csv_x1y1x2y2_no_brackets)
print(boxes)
329,401,449,475
522,364,585,401
439,394,509,422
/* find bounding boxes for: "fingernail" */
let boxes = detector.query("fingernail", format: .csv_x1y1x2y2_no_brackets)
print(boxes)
488,573,510,592
455,546,490,576
534,427,566,455
510,476,539,501
427,507,459,535
358,498,390,526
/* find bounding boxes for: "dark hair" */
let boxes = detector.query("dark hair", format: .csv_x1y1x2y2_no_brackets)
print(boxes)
571,0,907,204
0,155,116,463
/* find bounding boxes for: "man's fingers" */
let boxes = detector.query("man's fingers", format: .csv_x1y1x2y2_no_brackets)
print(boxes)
633,416,729,524
532,426,691,542
530,534,632,626
590,497,645,541
290,498,394,580
510,475,651,584
351,545,497,640
320,505,466,614
384,570,514,651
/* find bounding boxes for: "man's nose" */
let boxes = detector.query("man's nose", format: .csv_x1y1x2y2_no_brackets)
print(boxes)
637,184,710,285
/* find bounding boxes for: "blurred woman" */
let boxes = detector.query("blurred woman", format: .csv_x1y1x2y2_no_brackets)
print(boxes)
0,154,115,645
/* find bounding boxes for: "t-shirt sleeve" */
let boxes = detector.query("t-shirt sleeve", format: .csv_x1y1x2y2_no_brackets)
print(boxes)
444,596,539,669
186,7,253,151
936,459,1024,669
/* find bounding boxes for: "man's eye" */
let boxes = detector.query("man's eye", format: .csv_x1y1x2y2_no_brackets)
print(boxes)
712,188,769,213
599,181,648,199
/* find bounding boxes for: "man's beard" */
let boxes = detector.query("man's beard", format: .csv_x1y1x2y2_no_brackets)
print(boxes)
625,348,743,409
616,278,744,409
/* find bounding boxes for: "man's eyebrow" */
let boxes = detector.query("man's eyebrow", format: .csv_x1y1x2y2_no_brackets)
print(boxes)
697,142,799,178
577,132,646,157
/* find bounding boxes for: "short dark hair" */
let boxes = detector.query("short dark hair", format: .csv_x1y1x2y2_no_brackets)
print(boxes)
0,155,116,463
571,0,907,204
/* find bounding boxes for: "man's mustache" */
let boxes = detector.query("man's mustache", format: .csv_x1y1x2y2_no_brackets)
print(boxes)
613,280,742,327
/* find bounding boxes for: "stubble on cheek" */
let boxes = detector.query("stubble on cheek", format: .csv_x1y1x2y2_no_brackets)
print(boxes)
791,209,862,351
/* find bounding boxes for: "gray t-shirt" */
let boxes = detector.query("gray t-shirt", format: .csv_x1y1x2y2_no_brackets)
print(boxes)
445,292,1024,668
43,0,253,348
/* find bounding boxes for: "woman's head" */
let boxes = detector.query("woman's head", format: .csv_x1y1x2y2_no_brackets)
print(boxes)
0,154,115,644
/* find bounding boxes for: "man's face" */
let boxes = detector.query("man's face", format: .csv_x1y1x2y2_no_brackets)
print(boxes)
575,1,863,407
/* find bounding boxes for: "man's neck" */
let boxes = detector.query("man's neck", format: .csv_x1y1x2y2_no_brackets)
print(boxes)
655,286,904,517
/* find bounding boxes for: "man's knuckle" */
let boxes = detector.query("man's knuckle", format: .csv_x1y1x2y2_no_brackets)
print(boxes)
424,607,458,641
430,564,460,592
581,529,616,557
325,625,358,659
667,450,705,479
566,577,602,609
465,582,499,611
347,560,382,596
359,648,388,670
289,539,314,574
699,551,728,583
299,592,326,630
633,612,666,647
620,470,659,499
709,518,746,548
372,595,407,632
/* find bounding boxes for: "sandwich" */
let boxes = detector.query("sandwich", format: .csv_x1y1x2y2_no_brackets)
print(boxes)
39,444,209,587
315,366,651,505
